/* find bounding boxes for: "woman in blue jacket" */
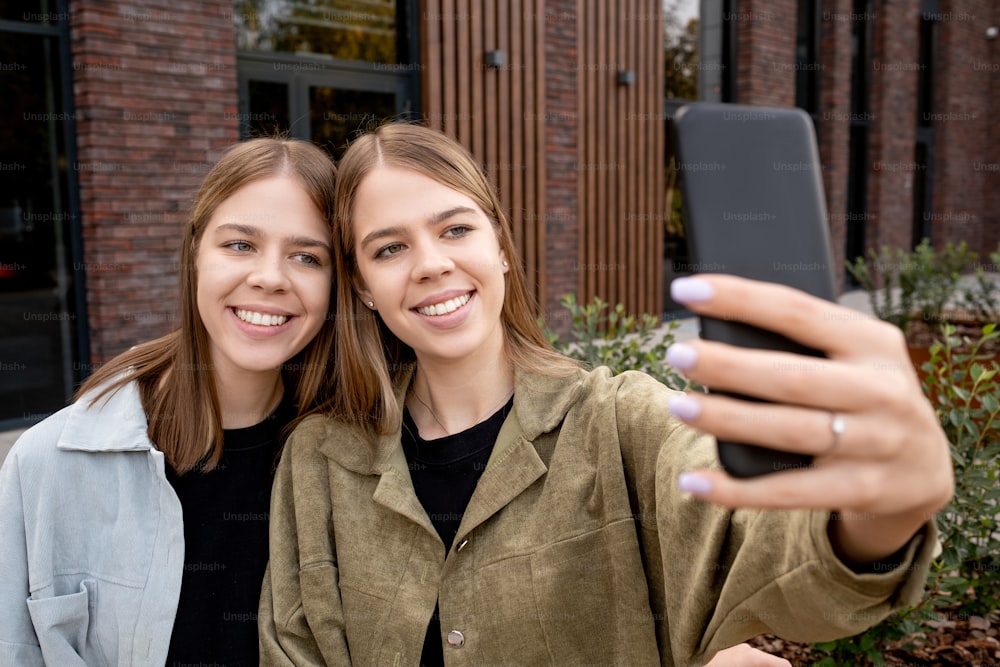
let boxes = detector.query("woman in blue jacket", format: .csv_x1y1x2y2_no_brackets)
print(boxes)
0,137,337,666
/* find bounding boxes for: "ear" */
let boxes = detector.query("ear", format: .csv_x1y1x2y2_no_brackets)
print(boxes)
353,275,374,307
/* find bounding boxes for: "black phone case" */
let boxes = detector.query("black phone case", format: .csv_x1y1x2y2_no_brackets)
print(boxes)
673,103,837,478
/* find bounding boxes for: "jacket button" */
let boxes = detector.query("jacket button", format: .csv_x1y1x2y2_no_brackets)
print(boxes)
446,630,465,647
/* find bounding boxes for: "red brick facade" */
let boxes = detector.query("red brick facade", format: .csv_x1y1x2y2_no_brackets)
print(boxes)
542,0,580,326
931,0,999,252
70,0,238,363
734,0,797,107
57,0,1000,366
817,0,853,287
732,0,999,287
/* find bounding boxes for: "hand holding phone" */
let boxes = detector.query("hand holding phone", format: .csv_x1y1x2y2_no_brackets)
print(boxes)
672,103,837,478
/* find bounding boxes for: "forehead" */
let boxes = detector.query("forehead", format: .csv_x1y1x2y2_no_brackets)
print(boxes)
352,167,485,225
206,175,326,233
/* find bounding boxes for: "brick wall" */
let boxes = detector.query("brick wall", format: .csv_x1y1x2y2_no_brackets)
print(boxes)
817,0,855,288
931,0,999,254
865,1,920,252
70,0,238,364
734,0,797,107
542,0,579,331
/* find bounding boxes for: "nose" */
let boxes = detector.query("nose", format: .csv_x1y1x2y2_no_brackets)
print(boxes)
246,252,291,292
411,239,454,282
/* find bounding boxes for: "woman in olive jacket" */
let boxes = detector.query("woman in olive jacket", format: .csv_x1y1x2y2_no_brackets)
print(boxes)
259,123,952,666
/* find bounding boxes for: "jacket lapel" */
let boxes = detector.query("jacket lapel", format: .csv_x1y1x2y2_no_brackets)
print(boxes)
371,433,441,542
453,408,547,543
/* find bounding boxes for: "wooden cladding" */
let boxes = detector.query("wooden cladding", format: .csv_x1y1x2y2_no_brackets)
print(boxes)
577,0,665,319
421,0,665,320
421,0,547,302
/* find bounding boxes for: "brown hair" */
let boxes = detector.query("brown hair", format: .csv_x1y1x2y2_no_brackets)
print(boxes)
78,138,338,473
327,122,576,434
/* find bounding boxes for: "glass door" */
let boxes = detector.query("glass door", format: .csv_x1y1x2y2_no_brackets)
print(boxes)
0,13,81,428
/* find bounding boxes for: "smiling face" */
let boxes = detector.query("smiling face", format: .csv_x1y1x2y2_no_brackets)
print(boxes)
352,166,509,366
195,174,332,382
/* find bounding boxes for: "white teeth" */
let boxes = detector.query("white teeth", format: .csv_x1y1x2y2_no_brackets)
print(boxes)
417,293,471,316
235,309,289,327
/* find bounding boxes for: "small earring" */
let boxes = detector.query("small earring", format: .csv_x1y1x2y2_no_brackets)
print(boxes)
366,301,375,309
502,260,509,268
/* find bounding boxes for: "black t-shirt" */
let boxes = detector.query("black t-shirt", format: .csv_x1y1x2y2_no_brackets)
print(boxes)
401,397,513,667
164,397,293,667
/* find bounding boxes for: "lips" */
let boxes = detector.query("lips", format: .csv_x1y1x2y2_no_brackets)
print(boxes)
414,292,472,316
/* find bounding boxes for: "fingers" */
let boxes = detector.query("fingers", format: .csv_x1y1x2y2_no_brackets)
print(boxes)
704,643,792,667
666,339,918,412
679,461,883,512
671,274,901,361
667,393,881,459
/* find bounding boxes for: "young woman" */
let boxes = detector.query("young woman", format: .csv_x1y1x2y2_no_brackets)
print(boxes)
0,138,337,666
260,123,953,666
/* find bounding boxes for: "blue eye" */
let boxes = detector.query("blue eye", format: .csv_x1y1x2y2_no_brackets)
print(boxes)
225,240,254,252
294,253,322,266
444,225,471,238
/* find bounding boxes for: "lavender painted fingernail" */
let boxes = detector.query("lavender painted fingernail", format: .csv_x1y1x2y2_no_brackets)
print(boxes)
666,343,698,370
679,472,713,495
670,277,715,304
668,394,702,421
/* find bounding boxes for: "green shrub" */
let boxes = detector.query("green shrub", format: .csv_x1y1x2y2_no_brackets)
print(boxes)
810,323,1000,665
846,239,978,336
541,294,700,392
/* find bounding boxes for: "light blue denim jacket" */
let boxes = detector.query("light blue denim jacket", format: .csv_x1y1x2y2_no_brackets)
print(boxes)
0,381,184,666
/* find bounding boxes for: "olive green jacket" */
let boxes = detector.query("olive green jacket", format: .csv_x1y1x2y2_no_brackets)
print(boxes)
259,366,937,666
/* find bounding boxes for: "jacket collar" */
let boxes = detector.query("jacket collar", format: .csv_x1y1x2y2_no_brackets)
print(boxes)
58,380,154,452
317,365,587,475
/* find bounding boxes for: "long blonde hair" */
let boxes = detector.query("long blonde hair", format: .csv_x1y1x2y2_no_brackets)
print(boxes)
78,138,338,473
327,122,576,435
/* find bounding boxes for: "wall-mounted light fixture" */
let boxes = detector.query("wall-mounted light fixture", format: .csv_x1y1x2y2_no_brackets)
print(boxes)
485,50,506,68
617,70,636,86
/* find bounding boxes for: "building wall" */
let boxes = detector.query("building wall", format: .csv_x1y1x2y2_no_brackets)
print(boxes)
931,0,999,253
865,0,920,252
734,0,797,107
421,0,666,330
70,0,239,364
731,0,999,287
817,0,854,287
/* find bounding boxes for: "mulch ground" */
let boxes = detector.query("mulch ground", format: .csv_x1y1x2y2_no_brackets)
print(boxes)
749,610,1000,666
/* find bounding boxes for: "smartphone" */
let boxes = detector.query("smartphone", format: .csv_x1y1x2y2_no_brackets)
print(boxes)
672,102,837,478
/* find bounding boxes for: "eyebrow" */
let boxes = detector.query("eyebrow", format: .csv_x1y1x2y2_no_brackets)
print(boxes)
359,206,479,250
214,223,331,251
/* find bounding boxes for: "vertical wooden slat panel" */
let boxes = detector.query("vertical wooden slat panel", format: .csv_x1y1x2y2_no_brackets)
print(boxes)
615,3,626,306
584,0,597,300
618,0,642,310
633,0,647,312
533,0,546,305
594,0,606,303
441,0,457,136
497,3,511,225
652,0,665,317
422,0,442,129
483,0,498,191
456,0,471,144
510,0,525,289
470,3,484,159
